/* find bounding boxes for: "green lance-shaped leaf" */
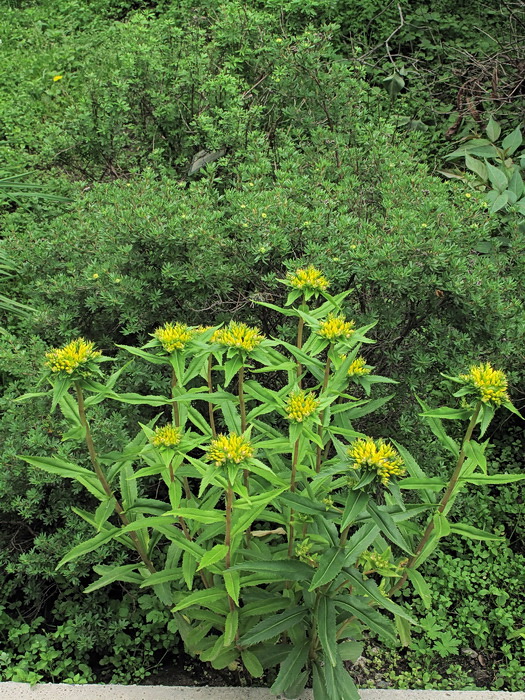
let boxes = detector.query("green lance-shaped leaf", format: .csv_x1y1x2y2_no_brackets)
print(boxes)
417,397,459,456
239,606,307,646
20,455,106,500
318,596,338,667
341,490,369,530
139,568,182,588
309,547,346,591
344,523,380,566
271,640,310,695
340,568,417,624
230,559,313,582
334,657,360,700
449,523,505,541
56,527,121,569
241,650,264,678
366,502,412,554
406,569,432,609
223,570,240,606
335,596,397,644
224,609,239,647
172,587,227,613
84,564,144,593
182,551,197,590
459,473,525,486
197,544,229,571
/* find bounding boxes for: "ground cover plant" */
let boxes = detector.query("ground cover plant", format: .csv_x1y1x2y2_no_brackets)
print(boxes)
18,268,525,698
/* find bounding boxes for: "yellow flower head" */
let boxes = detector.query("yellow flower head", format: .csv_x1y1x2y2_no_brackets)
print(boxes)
347,356,372,378
45,338,101,376
211,321,264,353
318,313,355,342
287,265,329,293
207,433,255,467
285,389,319,422
52,75,63,81
459,363,509,405
348,437,406,486
150,424,182,449
153,322,196,353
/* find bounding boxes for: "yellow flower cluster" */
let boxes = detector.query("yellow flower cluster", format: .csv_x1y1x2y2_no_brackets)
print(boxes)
207,433,254,467
150,425,182,449
285,389,319,422
153,322,196,352
211,321,264,352
45,338,101,375
318,314,355,342
459,362,509,405
347,356,372,378
347,438,406,486
287,265,330,293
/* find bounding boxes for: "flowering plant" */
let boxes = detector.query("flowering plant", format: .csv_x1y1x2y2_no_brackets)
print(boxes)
20,267,524,699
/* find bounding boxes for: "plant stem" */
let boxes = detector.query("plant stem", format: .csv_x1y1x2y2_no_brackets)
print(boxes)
287,438,300,558
225,482,236,612
238,365,249,492
388,401,482,596
171,368,191,500
74,382,156,574
207,355,217,438
296,295,305,388
315,346,332,473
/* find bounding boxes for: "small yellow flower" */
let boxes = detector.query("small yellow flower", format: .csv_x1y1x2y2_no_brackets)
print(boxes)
465,192,471,198
249,182,254,187
45,338,101,376
348,438,406,486
347,356,372,378
211,321,264,353
287,265,329,293
459,363,509,405
275,38,283,43
92,273,99,279
52,75,63,81
207,433,254,467
318,313,355,342
153,322,196,353
115,278,121,283
261,212,267,218
150,425,182,449
421,223,428,228
285,389,319,422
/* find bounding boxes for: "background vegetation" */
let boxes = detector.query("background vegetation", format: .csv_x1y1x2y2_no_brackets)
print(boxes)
1,0,524,690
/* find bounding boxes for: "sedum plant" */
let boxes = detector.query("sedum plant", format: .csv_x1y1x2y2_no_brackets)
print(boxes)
19,267,525,699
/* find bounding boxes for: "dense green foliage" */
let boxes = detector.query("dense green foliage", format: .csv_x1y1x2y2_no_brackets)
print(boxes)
1,0,524,691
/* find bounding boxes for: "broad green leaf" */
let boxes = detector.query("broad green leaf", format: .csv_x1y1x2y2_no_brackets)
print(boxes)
420,407,471,420
241,650,264,678
490,191,508,213
112,392,171,406
465,154,487,181
197,544,229,571
449,523,504,541
486,116,501,142
271,640,309,694
172,587,226,612
502,126,522,155
241,597,288,618
239,606,306,646
318,596,338,666
94,497,116,531
485,161,508,192
343,395,393,419
116,344,168,365
164,507,225,524
433,511,450,538
280,492,331,516
182,551,197,590
366,503,412,554
309,547,346,591
395,613,411,646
